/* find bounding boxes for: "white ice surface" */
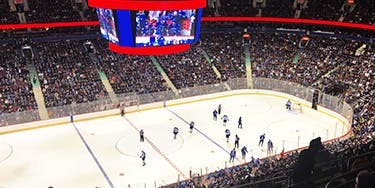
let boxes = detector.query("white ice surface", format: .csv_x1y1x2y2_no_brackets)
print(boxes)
0,95,347,188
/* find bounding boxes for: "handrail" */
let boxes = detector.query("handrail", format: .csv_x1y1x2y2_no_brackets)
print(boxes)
347,151,375,170
231,174,290,188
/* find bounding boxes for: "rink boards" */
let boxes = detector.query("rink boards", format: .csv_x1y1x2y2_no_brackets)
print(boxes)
0,89,351,136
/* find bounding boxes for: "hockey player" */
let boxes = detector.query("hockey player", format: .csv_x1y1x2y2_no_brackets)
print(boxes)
218,104,222,114
140,150,146,166
189,121,195,133
120,107,125,116
241,146,248,160
213,109,218,121
267,139,274,156
225,129,231,143
140,129,144,142
286,99,292,110
229,148,236,162
173,127,179,139
234,134,240,148
259,133,265,146
238,116,242,128
221,115,229,126
280,148,285,158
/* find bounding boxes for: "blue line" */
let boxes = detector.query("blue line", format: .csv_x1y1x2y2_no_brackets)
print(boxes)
167,108,241,162
71,123,115,188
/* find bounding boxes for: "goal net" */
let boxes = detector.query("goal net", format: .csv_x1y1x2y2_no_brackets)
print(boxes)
119,97,140,114
292,103,302,113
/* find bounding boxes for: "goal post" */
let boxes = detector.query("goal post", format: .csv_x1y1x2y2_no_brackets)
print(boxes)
120,97,140,114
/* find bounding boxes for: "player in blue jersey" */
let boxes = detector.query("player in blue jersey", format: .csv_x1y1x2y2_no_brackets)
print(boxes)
221,115,229,126
169,21,181,36
155,19,168,35
225,129,231,143
141,24,153,36
170,11,183,25
250,156,255,164
189,121,195,133
229,148,236,163
259,133,265,146
286,99,292,110
238,116,242,128
267,139,274,156
140,129,144,142
173,127,179,139
234,134,240,148
140,150,146,166
241,146,248,160
120,107,125,116
136,11,147,33
213,109,218,121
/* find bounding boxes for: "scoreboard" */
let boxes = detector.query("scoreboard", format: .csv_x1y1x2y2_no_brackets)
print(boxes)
89,0,206,55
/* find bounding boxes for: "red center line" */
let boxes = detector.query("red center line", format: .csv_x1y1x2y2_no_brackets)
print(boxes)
123,116,188,180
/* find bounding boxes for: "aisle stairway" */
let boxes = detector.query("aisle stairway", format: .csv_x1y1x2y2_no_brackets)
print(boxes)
27,63,49,120
88,53,118,104
244,44,253,88
150,56,179,96
311,60,348,87
292,49,303,64
200,48,231,90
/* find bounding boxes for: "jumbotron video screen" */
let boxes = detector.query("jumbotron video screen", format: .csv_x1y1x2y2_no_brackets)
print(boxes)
95,8,201,47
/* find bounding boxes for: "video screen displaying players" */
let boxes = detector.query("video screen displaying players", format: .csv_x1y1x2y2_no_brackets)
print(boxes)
96,8,119,45
135,10,196,47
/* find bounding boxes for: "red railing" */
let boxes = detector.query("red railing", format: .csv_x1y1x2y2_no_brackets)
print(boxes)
1,17,374,30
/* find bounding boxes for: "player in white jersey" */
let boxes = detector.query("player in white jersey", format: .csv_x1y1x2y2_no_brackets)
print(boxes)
173,127,179,139
221,115,229,126
267,139,274,156
286,99,292,110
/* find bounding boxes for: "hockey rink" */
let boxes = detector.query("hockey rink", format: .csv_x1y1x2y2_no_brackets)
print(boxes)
0,94,349,188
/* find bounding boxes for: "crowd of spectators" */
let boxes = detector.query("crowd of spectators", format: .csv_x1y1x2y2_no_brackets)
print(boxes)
251,32,356,86
343,0,375,25
25,0,82,23
157,49,219,88
299,0,343,21
1,0,374,26
0,43,36,114
0,2,19,24
93,39,168,94
33,40,108,107
259,0,295,18
200,32,246,80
